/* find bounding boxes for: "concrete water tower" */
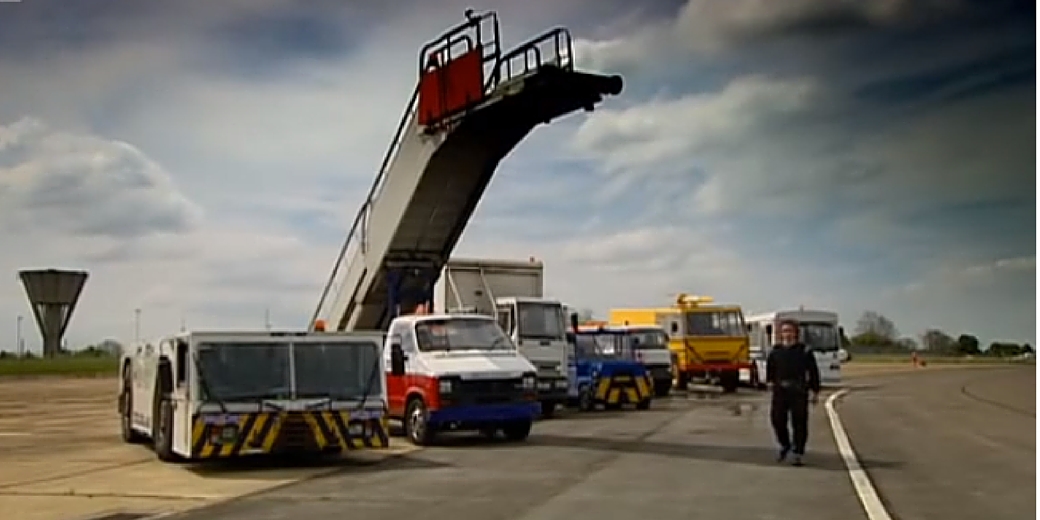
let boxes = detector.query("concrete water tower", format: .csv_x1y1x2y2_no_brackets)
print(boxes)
18,269,88,357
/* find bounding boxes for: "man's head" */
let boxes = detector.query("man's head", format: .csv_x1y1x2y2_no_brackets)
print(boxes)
778,319,799,346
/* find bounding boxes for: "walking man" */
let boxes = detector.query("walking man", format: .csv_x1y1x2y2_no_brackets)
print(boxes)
766,318,821,466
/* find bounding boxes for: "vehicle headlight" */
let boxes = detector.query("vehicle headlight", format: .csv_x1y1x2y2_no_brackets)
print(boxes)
438,379,453,394
522,375,536,390
555,379,568,389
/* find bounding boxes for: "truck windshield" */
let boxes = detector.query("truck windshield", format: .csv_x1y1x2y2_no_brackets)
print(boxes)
415,318,513,352
800,322,839,353
293,341,383,400
516,302,566,341
196,343,291,401
626,329,669,350
685,310,745,337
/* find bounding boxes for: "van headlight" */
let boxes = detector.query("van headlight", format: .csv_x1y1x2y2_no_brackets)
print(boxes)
522,375,536,390
438,379,453,394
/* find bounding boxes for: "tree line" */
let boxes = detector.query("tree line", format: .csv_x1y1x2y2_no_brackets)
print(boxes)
845,311,1033,357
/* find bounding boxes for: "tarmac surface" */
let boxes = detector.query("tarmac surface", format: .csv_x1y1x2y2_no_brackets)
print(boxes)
0,364,1032,520
837,365,1035,520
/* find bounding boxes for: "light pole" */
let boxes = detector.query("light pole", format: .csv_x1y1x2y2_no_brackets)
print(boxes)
264,307,271,331
134,308,141,343
15,315,22,357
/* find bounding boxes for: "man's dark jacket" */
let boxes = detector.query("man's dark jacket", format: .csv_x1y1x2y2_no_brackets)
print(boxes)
765,343,821,393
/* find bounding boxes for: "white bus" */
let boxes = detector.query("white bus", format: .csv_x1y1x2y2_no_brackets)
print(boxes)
742,309,844,388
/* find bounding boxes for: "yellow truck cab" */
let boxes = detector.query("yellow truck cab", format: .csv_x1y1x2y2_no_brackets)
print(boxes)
609,294,750,393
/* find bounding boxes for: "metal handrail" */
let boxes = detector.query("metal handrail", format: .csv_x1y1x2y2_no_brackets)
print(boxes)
311,84,420,328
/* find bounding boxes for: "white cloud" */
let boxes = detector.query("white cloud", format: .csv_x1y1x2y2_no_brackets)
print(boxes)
0,0,1032,353
574,0,973,71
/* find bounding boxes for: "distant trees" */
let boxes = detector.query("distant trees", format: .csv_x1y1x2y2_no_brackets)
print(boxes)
847,310,1032,358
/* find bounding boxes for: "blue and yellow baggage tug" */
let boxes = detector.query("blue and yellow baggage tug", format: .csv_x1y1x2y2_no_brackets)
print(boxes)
565,315,654,411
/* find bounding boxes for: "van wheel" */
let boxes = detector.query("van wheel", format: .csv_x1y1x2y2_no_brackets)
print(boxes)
654,381,672,398
404,398,436,446
120,367,146,444
153,396,178,462
502,420,532,441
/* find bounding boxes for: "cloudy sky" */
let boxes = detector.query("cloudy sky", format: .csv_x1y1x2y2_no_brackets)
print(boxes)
0,0,1034,351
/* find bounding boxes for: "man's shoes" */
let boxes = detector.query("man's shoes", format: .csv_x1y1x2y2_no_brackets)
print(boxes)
790,452,804,466
777,447,790,462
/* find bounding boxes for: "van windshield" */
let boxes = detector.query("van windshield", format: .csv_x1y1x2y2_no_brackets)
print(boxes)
415,318,513,352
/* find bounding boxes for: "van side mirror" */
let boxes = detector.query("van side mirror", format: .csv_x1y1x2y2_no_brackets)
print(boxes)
390,342,406,376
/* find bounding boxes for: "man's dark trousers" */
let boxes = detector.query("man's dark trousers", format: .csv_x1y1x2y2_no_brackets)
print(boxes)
770,386,809,454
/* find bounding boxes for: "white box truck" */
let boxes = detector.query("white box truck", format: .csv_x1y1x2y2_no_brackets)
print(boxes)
434,257,570,417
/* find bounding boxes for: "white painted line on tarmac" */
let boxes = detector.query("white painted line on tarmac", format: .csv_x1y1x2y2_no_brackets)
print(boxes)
826,389,893,520
0,432,29,437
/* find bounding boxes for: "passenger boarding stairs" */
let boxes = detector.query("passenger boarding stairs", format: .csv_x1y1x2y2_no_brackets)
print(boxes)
312,11,623,332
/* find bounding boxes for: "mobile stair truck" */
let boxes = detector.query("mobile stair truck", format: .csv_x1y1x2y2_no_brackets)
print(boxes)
611,294,751,393
581,322,675,397
566,314,654,411
118,330,391,462
381,310,541,445
435,257,571,418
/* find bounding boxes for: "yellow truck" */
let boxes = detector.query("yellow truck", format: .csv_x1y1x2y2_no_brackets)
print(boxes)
609,294,750,393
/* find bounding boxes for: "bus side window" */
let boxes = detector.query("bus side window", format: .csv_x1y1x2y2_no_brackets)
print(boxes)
175,340,188,387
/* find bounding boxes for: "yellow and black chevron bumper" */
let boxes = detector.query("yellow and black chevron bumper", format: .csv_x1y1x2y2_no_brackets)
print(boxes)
191,410,390,459
593,374,654,405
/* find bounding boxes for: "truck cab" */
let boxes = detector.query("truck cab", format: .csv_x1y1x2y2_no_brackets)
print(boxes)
493,296,571,416
384,313,541,446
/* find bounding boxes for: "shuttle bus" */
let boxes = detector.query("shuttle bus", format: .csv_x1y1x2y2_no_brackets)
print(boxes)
743,309,843,388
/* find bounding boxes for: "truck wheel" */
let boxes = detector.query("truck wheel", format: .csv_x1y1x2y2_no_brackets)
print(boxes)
674,371,689,391
636,398,651,410
502,420,532,441
654,381,672,398
404,398,437,446
720,370,739,394
540,401,557,419
119,367,146,444
153,397,178,462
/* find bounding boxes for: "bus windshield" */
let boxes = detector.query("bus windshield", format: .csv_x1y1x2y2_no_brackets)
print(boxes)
196,343,292,401
293,341,383,400
800,322,839,353
415,318,514,352
626,329,669,350
516,302,567,341
685,310,745,337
